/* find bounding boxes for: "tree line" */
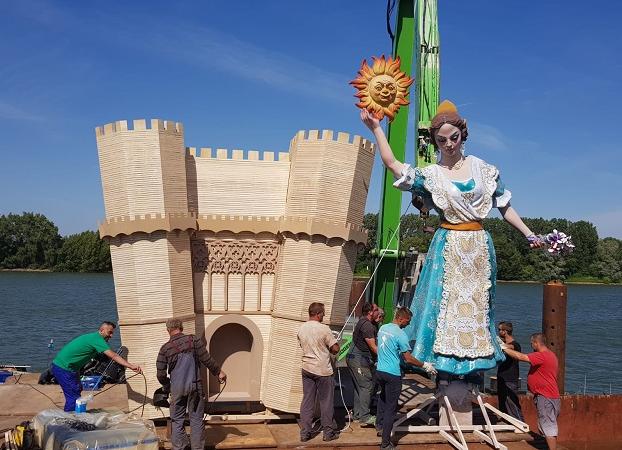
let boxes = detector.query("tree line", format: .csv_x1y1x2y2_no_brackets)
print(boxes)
356,213,622,284
0,213,111,272
2,211,621,283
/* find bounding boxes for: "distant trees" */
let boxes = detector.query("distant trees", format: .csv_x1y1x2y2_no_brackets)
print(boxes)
55,231,111,272
589,238,622,283
0,213,111,272
357,213,619,283
0,213,62,269
1,210,619,282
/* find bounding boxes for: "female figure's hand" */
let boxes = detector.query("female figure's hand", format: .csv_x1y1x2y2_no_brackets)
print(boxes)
527,234,545,249
359,108,404,178
361,109,381,132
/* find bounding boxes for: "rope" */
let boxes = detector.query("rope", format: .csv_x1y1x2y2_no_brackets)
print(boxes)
92,372,141,397
386,0,397,45
125,372,148,417
204,378,227,419
336,202,412,432
338,201,412,339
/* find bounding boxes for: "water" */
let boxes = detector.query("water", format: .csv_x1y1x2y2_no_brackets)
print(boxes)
494,282,622,395
0,273,620,394
0,272,121,371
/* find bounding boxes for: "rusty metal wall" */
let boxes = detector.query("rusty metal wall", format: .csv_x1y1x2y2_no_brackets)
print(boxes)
486,394,622,445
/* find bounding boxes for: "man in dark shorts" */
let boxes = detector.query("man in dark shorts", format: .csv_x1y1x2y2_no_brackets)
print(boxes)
503,332,560,450
346,302,379,427
496,321,524,420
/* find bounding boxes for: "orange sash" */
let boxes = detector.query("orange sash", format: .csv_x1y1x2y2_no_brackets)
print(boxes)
440,221,483,231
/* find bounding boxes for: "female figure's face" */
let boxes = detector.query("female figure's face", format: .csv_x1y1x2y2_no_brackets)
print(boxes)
434,123,463,160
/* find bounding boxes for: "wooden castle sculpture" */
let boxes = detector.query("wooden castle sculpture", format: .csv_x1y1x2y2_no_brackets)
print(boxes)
95,119,375,417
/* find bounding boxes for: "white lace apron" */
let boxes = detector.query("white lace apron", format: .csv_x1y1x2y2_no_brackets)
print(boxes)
417,157,508,358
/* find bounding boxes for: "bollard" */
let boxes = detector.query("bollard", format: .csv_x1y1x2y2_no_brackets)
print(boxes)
542,280,567,394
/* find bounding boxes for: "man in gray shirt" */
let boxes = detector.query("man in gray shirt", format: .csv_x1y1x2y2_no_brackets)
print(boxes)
297,302,340,442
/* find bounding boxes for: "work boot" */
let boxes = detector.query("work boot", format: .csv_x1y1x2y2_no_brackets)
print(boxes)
360,415,376,428
323,432,339,442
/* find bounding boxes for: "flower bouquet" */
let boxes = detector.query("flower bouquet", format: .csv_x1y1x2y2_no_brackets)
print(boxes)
528,229,575,256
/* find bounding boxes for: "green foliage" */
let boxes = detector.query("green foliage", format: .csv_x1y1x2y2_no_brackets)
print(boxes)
354,213,378,274
0,213,110,272
0,212,62,269
1,210,619,282
55,231,112,272
588,238,622,283
566,220,599,275
357,213,618,283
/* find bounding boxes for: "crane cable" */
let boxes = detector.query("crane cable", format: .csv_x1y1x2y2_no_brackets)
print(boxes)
336,201,412,433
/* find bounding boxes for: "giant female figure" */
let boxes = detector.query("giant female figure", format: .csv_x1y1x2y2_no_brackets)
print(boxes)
361,101,542,375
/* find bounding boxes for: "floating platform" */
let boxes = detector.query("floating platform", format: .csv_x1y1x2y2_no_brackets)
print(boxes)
1,373,620,449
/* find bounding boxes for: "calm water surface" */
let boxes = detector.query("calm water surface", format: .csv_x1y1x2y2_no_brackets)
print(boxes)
0,272,620,394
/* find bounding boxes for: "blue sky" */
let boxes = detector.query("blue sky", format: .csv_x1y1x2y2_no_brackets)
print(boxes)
1,1,621,238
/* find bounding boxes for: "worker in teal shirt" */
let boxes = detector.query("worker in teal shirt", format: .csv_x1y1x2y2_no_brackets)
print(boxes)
376,308,437,450
51,321,142,411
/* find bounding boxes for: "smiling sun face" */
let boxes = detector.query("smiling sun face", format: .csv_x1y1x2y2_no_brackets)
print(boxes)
350,56,413,121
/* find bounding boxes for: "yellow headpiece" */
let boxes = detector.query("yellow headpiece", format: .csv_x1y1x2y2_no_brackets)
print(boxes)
436,100,458,115
429,99,468,142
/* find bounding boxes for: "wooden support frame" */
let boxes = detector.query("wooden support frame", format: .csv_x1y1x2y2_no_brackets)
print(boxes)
392,388,529,450
472,391,507,450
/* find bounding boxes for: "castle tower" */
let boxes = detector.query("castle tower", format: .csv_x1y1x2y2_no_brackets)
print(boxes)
96,120,196,417
262,130,374,412
96,122,374,417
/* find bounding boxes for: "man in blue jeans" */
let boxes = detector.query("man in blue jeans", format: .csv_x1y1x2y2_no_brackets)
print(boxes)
51,322,142,411
376,307,436,450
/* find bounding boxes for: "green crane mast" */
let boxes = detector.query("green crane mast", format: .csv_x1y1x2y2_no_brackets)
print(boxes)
373,0,439,322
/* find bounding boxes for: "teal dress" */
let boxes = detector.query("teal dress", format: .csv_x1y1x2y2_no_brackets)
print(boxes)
394,156,511,375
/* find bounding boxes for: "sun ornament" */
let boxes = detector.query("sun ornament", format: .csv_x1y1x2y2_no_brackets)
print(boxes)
350,55,414,122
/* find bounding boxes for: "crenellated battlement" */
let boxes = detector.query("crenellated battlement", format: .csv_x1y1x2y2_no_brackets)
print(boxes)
95,119,184,137
99,212,368,244
186,147,290,162
100,211,197,224
94,117,375,417
288,129,375,154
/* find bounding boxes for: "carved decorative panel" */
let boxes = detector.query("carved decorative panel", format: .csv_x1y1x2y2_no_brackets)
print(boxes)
192,240,279,275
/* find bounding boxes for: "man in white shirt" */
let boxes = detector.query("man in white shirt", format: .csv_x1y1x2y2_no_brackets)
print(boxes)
297,302,340,442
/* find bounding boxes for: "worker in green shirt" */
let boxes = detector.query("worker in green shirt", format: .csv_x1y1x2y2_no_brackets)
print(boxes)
51,321,142,411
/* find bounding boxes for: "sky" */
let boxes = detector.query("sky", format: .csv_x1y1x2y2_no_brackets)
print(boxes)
1,0,621,239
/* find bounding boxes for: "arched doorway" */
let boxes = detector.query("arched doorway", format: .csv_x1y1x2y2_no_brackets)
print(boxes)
205,316,263,401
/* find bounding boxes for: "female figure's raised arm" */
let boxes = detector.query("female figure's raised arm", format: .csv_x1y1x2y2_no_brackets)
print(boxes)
360,109,404,179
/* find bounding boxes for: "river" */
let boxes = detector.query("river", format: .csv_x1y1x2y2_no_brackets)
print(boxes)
1,272,620,394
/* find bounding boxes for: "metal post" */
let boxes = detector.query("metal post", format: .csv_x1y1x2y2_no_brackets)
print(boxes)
373,0,415,323
414,0,440,169
542,280,567,394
